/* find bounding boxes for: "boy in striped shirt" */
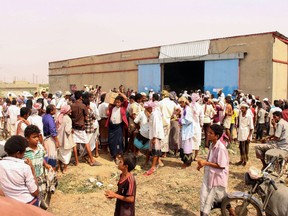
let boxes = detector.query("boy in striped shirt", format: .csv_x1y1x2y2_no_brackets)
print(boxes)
24,125,52,177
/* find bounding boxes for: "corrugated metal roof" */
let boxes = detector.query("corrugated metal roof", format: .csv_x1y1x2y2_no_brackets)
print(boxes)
159,40,210,59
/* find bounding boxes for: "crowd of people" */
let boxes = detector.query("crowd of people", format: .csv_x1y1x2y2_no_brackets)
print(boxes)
0,85,288,215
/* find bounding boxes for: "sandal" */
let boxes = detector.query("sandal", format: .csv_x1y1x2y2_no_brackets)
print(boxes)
234,161,243,166
84,156,102,166
89,161,102,166
83,156,90,163
70,160,78,166
143,168,156,176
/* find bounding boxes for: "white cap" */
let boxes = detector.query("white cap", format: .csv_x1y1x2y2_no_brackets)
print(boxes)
240,102,249,108
263,98,268,102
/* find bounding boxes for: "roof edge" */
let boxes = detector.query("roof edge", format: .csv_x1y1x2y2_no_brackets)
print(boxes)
49,46,161,64
49,31,288,64
211,31,281,41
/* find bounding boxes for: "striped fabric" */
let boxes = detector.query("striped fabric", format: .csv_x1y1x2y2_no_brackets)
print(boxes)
24,144,45,177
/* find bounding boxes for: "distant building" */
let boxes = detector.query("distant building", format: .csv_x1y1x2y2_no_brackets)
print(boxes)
0,81,48,98
49,31,288,100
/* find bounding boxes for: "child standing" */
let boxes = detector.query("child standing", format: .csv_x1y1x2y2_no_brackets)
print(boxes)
105,153,137,216
197,124,232,216
24,125,52,178
24,125,52,209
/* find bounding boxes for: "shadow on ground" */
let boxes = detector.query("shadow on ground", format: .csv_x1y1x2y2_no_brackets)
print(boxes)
229,170,250,191
161,158,183,168
154,202,197,216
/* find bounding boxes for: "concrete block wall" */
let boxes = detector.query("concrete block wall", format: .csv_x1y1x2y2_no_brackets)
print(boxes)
49,47,159,93
210,33,274,100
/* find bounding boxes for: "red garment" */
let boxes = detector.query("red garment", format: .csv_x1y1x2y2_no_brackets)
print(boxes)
250,107,256,122
105,100,128,128
282,109,288,122
114,174,136,216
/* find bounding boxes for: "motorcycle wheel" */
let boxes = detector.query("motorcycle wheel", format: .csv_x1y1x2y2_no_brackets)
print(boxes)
221,197,262,216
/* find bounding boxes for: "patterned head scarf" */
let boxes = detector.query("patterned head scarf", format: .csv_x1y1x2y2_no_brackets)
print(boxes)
30,102,42,115
144,101,156,109
56,105,71,128
191,93,200,105
169,91,178,104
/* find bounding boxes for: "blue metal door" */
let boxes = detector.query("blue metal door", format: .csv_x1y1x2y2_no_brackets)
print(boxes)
138,64,161,93
204,59,239,97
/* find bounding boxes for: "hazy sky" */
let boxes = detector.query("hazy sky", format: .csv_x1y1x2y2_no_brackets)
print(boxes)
1,0,287,84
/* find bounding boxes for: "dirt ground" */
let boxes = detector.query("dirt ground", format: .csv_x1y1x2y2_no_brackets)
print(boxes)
48,142,262,216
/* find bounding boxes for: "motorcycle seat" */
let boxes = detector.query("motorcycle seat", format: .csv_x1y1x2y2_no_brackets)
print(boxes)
265,149,288,160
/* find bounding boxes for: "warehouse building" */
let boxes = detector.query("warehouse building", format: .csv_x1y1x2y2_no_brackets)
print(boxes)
49,31,288,100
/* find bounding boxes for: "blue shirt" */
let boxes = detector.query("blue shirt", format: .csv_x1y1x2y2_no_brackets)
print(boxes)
180,105,194,141
42,114,57,137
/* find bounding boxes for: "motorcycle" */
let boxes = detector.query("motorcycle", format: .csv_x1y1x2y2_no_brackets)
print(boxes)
38,168,58,210
221,149,288,216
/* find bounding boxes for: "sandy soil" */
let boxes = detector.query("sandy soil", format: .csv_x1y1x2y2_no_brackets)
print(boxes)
48,143,263,216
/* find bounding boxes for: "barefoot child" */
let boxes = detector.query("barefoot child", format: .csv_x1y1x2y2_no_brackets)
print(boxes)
197,124,232,216
105,153,137,216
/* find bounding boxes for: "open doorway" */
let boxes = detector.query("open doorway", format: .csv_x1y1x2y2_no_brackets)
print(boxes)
163,61,204,95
